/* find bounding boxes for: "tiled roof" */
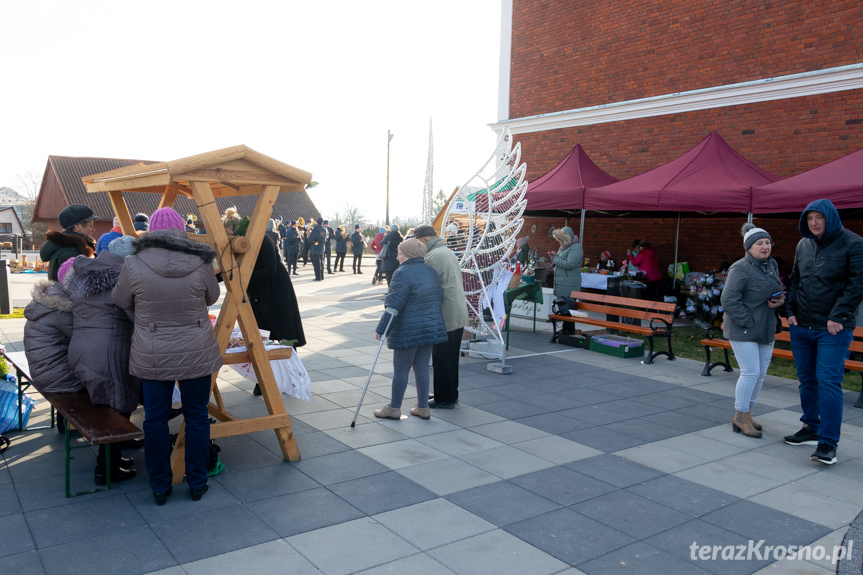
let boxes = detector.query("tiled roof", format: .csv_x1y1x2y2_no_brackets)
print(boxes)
45,155,320,222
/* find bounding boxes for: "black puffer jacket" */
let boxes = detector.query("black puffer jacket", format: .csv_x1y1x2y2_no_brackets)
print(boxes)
23,280,84,393
380,227,403,272
67,251,141,412
787,199,863,330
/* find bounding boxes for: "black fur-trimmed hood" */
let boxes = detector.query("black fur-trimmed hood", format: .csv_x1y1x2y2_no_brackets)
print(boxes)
67,251,124,296
134,229,217,279
134,229,216,261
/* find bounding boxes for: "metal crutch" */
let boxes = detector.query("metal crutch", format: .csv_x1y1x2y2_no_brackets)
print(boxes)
350,308,398,427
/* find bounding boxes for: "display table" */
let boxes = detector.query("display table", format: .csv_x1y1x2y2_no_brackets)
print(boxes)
503,281,544,349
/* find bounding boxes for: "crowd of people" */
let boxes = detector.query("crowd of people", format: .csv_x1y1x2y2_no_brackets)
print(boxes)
20,197,863,515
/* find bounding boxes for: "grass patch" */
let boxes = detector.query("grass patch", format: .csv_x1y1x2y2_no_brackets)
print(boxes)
0,308,25,320
624,325,862,393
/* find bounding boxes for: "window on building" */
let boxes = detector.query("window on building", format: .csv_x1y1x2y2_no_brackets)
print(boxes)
0,223,11,233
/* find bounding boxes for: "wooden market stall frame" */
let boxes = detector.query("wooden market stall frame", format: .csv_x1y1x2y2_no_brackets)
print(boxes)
82,145,312,484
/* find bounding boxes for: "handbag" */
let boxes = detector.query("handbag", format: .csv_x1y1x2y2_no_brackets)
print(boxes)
0,380,37,434
377,243,390,260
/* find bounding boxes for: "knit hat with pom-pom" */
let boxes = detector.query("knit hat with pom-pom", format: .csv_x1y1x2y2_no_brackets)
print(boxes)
742,222,771,251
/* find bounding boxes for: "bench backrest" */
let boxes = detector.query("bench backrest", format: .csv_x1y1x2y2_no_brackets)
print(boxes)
776,316,863,354
569,290,676,323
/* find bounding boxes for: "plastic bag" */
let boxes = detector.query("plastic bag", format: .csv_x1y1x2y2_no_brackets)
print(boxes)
227,345,312,402
0,380,37,434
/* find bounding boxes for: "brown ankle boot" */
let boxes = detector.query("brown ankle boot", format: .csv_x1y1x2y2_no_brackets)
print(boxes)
732,411,762,438
750,416,762,431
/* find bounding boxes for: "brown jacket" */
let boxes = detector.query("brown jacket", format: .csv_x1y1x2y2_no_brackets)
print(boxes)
112,229,222,381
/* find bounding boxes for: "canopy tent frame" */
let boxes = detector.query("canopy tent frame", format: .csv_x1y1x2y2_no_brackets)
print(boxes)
83,145,312,484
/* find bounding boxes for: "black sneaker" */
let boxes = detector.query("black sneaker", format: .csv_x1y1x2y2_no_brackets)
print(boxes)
811,443,837,465
784,425,819,446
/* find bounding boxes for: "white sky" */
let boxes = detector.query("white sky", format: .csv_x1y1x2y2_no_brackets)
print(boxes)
0,1,502,223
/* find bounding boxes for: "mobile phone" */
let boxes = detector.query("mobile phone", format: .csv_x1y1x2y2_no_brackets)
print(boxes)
771,291,784,299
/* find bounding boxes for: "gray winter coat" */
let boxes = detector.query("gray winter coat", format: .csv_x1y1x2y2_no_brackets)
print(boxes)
67,251,141,413
552,241,584,298
112,229,222,381
23,280,85,394
720,253,782,344
423,236,469,332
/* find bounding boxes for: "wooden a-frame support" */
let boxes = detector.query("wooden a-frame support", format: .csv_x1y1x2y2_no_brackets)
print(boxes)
84,146,308,485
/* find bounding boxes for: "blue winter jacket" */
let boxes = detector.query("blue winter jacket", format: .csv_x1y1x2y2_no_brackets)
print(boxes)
95,230,123,254
376,258,447,350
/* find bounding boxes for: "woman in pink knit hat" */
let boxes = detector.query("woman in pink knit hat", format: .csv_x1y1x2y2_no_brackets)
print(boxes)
112,207,222,505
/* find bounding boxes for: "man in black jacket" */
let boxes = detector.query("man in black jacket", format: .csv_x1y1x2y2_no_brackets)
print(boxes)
323,220,335,274
784,199,863,465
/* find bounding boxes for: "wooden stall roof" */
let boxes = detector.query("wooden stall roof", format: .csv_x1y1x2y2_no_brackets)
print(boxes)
81,145,313,196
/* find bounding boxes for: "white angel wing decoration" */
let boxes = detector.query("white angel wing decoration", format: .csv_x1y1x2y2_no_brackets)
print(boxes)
441,126,528,352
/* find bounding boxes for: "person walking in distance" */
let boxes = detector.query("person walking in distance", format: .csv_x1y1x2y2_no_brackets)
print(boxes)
284,221,300,274
783,199,863,465
308,219,326,281
413,225,468,408
323,220,335,274
350,225,366,273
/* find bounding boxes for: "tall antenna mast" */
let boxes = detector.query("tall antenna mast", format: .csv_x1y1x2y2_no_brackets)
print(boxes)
422,118,434,223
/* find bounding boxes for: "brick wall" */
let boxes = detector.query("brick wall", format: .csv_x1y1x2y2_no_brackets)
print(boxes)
509,0,863,278
510,0,863,118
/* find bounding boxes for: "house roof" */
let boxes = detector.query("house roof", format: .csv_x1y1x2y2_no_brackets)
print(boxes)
38,151,320,224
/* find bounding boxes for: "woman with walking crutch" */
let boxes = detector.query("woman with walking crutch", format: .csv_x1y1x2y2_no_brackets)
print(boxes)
373,238,447,421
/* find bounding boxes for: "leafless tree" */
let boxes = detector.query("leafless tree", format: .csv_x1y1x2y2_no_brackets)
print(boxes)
16,171,46,247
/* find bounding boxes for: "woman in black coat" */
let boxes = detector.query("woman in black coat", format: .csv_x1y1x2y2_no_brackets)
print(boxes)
380,224,404,285
222,208,306,395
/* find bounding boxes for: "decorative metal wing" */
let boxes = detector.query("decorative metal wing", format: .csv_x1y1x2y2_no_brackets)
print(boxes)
440,126,528,352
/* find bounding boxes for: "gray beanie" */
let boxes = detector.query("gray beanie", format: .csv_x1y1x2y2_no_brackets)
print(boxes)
742,223,771,251
108,235,136,258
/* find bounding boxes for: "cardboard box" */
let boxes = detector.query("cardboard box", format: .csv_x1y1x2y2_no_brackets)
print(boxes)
590,335,644,358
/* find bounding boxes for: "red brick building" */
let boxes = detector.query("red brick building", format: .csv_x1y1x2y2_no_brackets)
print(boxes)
494,0,863,276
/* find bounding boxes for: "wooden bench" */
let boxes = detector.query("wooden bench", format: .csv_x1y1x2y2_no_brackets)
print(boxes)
1,350,144,497
548,290,677,364
42,390,144,497
700,317,863,408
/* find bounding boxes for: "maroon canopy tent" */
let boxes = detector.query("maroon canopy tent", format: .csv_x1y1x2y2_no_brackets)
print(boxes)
584,131,779,212
525,144,618,212
752,148,863,213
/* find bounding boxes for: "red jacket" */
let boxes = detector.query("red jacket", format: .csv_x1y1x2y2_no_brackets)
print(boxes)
371,232,385,254
629,246,661,282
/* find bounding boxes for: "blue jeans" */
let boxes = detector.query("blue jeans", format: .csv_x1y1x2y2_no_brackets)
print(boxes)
789,325,853,448
390,345,433,409
142,375,212,493
730,340,774,412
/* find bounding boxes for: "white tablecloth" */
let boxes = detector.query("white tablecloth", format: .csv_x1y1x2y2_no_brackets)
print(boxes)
581,272,614,290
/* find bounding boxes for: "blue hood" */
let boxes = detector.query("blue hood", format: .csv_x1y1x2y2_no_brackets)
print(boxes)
799,199,843,242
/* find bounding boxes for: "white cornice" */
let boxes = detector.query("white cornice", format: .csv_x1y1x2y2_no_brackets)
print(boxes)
491,63,863,135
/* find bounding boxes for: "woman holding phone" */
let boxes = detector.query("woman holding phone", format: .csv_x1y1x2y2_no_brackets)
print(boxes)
719,223,785,438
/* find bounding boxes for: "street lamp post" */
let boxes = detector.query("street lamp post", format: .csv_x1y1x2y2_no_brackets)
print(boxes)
386,130,394,225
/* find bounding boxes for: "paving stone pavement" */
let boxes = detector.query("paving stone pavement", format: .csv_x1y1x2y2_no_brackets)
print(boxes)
0,263,860,574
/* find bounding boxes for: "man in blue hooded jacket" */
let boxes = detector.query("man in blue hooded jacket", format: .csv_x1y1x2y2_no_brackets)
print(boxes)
784,199,863,465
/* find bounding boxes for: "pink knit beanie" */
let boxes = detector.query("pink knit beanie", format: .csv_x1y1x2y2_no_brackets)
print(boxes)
149,208,185,231
57,257,77,284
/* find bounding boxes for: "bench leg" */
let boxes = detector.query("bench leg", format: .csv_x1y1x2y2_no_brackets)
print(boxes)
856,373,863,409
645,333,676,364
550,319,560,343
701,346,733,376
